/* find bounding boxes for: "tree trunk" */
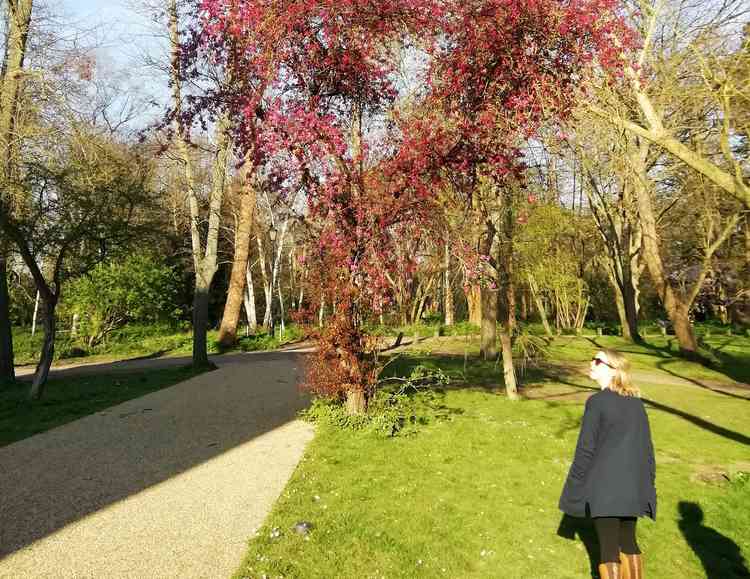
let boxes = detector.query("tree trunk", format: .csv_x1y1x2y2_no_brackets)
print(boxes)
28,297,56,401
480,287,498,360
192,273,212,368
631,140,699,353
0,252,14,384
498,230,515,332
467,284,481,327
0,0,34,386
257,237,272,330
673,306,697,353
243,261,257,334
217,188,256,346
277,274,286,336
528,274,552,336
520,290,528,321
612,276,630,339
500,332,518,400
621,276,640,341
0,0,33,177
345,388,366,415
31,289,39,335
444,241,454,326
169,0,227,369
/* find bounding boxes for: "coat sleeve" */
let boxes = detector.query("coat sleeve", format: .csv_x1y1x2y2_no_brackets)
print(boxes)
568,397,602,485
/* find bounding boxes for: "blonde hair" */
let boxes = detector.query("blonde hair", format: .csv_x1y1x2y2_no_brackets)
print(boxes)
602,348,640,398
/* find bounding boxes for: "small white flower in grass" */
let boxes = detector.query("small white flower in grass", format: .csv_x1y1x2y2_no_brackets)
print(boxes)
417,559,423,566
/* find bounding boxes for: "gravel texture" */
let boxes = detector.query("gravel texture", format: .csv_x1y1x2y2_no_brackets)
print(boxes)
0,349,315,578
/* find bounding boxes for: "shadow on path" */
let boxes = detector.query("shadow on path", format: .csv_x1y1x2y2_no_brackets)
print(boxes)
678,502,750,578
0,351,310,559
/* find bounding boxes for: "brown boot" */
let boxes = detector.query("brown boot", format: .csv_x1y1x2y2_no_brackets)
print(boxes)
598,562,621,579
621,554,643,579
619,552,631,579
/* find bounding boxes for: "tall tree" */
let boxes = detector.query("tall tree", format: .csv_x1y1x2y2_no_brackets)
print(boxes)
200,0,635,408
419,0,635,395
168,0,232,368
562,129,645,342
0,132,154,398
589,0,750,208
217,169,256,346
628,136,741,354
0,0,33,384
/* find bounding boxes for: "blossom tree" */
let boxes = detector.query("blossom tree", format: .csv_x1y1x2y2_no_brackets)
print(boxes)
195,0,635,410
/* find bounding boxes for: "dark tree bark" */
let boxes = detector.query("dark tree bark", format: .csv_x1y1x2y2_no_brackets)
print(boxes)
28,297,56,400
0,251,14,384
192,279,212,368
0,0,34,385
480,287,498,360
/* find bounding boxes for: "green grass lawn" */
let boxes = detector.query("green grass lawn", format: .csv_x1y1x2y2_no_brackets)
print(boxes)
0,365,206,447
12,323,305,367
235,335,750,578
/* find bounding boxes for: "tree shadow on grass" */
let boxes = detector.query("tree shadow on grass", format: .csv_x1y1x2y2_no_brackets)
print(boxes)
584,336,750,400
678,502,750,578
557,514,600,578
381,352,750,446
543,375,750,447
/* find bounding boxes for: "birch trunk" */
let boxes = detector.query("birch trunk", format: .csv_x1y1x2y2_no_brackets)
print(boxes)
31,289,39,336
243,261,258,334
257,236,272,329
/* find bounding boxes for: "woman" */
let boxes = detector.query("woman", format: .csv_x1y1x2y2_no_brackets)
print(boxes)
559,348,656,579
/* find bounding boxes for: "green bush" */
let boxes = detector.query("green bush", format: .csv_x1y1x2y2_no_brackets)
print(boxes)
301,365,452,437
65,253,182,347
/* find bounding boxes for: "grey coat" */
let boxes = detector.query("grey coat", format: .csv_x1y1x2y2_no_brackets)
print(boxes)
558,388,657,519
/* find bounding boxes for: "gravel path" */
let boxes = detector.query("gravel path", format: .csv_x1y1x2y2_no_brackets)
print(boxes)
0,349,315,579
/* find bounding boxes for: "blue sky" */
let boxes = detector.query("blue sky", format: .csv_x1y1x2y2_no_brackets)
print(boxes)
59,0,160,65
59,0,170,128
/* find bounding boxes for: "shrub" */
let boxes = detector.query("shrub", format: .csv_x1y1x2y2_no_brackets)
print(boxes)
65,254,181,347
301,365,452,437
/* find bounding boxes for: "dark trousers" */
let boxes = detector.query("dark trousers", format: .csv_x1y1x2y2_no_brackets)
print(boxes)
593,517,641,563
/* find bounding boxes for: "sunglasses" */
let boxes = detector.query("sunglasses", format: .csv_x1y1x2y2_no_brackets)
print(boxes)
591,357,616,369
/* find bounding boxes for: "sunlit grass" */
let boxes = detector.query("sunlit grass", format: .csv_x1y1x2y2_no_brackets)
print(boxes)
12,323,305,367
235,335,750,579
